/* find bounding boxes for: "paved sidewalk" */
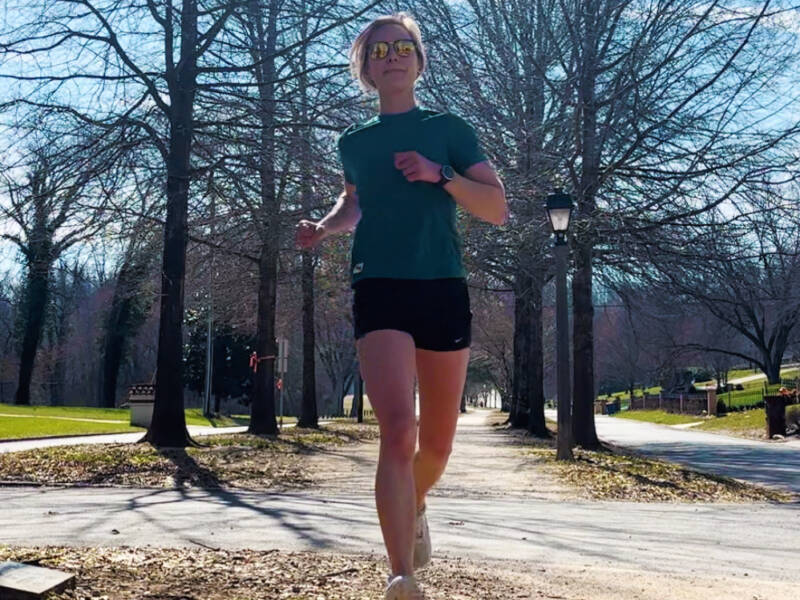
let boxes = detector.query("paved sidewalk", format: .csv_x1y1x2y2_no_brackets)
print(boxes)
2,478,799,581
547,409,800,494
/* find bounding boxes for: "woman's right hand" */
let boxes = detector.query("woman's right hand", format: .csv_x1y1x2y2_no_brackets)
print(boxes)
295,220,327,249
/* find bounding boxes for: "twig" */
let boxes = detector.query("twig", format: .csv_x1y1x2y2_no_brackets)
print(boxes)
320,567,358,579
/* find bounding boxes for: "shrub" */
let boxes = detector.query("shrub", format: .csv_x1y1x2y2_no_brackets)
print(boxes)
787,405,800,435
716,399,728,414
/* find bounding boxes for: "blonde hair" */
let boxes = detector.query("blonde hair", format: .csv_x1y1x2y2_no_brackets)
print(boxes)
349,13,427,93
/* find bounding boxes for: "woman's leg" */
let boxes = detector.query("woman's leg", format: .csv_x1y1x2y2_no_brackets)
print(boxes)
357,329,418,577
413,347,470,509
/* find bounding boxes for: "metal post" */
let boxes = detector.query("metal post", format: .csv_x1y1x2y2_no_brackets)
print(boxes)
277,337,288,430
203,193,215,418
203,309,213,417
555,240,574,460
279,383,284,431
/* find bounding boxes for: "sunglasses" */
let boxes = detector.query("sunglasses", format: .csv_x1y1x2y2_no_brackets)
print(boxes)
367,39,417,60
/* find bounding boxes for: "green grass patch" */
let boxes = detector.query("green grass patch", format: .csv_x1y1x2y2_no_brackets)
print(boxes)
613,410,702,426
613,406,798,441
695,409,767,434
0,403,285,440
0,417,144,440
184,408,256,427
0,403,129,420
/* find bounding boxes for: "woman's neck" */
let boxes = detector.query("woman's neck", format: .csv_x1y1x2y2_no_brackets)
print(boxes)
378,90,417,115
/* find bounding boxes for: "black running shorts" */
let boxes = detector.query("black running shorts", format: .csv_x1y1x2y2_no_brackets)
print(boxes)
353,278,472,352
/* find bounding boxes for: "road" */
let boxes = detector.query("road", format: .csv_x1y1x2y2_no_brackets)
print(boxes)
548,410,800,495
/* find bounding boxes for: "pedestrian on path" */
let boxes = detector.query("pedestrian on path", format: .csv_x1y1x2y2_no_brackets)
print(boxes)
295,12,507,600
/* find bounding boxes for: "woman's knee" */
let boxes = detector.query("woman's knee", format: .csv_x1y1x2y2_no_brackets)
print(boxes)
418,439,452,466
379,417,417,462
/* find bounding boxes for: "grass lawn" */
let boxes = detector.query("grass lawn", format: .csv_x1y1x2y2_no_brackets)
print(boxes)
0,403,266,441
0,418,145,440
615,406,798,441
0,404,131,420
605,366,799,407
695,409,768,435
613,410,701,426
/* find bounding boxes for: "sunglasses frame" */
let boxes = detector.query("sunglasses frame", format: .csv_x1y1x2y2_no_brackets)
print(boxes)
367,39,418,61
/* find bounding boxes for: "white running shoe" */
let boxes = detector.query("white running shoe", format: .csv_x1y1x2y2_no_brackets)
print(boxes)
384,574,424,600
413,504,431,570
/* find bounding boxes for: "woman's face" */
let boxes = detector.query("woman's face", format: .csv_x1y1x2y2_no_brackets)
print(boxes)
365,24,420,95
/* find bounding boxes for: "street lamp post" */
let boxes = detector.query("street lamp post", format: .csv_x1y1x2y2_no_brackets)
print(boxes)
546,190,574,461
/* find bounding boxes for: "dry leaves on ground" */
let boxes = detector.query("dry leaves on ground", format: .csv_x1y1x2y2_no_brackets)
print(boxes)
0,545,543,600
2,545,795,600
0,423,380,491
491,420,793,503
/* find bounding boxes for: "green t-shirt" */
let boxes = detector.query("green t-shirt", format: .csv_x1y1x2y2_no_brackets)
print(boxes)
337,107,487,286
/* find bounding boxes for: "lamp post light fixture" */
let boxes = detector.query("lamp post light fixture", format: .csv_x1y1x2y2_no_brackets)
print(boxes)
545,189,574,461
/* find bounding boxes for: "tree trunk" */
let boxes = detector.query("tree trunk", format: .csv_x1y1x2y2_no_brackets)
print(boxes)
101,249,151,408
296,5,318,429
50,325,67,406
298,251,319,427
572,241,600,448
250,247,279,434
101,296,130,408
247,0,280,435
527,280,548,437
145,0,198,447
15,261,50,405
355,366,364,423
572,14,601,449
510,271,530,428
765,359,781,385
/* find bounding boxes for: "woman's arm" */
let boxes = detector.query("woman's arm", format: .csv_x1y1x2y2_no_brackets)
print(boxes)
393,152,507,226
295,181,361,249
443,162,507,226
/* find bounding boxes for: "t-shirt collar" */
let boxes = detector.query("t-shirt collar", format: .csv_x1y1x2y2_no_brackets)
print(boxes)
378,105,422,124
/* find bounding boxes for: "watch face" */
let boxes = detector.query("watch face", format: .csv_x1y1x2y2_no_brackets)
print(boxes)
442,165,455,180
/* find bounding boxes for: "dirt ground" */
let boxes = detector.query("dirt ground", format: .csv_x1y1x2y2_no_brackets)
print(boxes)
2,410,795,599
304,411,791,503
1,545,794,600
304,411,571,502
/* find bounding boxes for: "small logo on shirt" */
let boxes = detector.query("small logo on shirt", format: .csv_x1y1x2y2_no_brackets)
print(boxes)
453,337,464,344
353,262,364,275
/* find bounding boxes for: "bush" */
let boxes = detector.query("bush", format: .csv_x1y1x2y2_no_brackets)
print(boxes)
716,399,728,414
787,405,800,435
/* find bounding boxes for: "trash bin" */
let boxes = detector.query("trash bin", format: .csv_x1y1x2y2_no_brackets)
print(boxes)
764,395,788,438
128,384,156,427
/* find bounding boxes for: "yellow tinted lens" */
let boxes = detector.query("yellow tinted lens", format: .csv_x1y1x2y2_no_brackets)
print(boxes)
395,40,415,57
369,42,388,60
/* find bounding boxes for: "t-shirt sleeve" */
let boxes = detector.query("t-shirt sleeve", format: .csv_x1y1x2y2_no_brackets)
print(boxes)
338,129,356,185
447,115,487,174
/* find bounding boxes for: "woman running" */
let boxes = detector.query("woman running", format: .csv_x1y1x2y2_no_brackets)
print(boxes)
296,13,507,600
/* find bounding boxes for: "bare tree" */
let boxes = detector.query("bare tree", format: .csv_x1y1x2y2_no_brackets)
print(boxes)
101,225,159,408
638,192,800,384
410,0,563,437
1,135,113,405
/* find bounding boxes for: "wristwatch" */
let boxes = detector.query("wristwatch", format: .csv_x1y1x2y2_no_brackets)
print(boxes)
435,164,455,188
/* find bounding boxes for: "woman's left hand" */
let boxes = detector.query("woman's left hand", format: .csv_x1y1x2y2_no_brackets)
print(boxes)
394,151,441,184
